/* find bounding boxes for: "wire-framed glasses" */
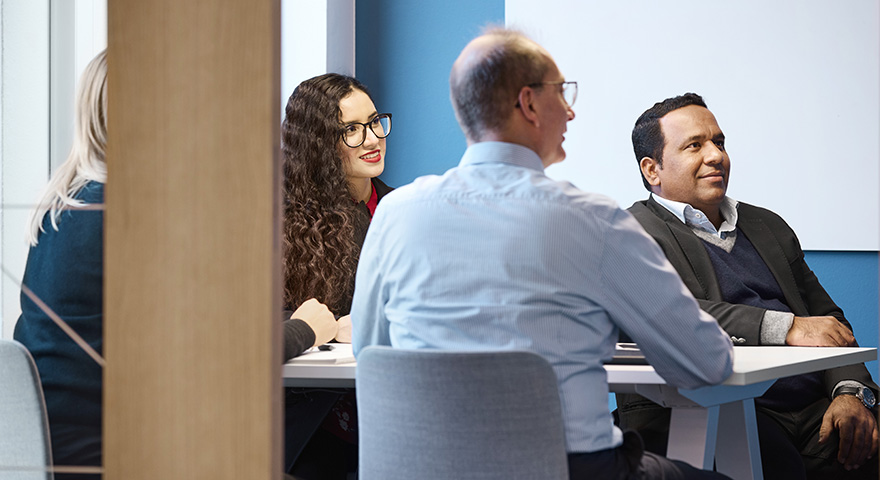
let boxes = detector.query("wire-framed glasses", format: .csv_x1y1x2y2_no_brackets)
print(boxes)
526,81,578,107
340,113,392,148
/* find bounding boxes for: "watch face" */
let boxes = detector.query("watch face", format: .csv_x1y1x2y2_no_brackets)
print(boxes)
862,387,876,408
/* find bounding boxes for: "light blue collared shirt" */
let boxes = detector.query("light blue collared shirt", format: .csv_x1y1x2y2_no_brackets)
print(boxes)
352,142,733,454
651,194,739,238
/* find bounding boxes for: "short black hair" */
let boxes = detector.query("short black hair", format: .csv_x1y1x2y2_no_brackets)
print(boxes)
632,93,707,190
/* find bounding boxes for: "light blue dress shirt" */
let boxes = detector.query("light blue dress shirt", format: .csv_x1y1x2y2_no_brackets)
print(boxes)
352,142,734,454
651,193,738,239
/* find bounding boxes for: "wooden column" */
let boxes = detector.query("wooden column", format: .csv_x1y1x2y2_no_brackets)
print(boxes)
104,1,281,478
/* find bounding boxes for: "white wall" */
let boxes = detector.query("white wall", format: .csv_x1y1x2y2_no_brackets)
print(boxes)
507,0,880,251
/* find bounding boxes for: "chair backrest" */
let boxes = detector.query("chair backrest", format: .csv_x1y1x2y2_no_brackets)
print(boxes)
356,346,569,480
0,339,54,480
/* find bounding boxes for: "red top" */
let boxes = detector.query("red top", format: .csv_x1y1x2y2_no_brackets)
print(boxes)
365,182,379,218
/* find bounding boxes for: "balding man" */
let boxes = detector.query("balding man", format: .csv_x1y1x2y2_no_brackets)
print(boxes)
351,28,734,479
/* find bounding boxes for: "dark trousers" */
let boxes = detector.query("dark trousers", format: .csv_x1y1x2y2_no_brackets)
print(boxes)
757,397,878,480
284,388,357,479
618,397,878,480
284,388,340,471
51,424,102,480
568,431,730,480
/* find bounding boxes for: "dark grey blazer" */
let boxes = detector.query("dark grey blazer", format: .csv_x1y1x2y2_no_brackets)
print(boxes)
625,196,876,398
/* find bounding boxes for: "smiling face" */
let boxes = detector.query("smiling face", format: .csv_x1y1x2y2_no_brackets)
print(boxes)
338,88,385,196
641,105,730,216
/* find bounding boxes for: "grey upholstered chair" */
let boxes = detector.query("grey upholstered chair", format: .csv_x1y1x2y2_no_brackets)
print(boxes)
0,339,54,480
356,346,569,479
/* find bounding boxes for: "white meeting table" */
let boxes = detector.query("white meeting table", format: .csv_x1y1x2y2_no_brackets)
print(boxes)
284,345,877,480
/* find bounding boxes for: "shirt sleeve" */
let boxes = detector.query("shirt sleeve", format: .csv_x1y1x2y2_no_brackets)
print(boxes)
596,208,734,389
282,316,316,362
832,380,873,398
351,207,392,356
759,310,795,345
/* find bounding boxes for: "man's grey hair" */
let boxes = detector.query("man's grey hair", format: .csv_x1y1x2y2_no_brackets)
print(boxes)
450,28,551,142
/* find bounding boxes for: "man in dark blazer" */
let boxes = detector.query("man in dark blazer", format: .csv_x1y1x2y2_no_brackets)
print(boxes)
617,92,879,479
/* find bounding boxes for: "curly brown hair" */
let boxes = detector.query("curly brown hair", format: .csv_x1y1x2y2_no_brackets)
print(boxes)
281,73,373,315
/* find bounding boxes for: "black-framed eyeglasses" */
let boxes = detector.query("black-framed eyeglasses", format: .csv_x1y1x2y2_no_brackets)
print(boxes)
525,81,578,107
340,113,392,148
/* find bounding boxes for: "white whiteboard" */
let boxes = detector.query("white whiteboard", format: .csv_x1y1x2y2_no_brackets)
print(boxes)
506,0,879,251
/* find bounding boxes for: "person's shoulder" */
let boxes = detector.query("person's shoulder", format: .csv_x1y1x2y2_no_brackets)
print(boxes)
382,165,478,202
736,201,780,219
380,173,441,203
736,201,791,229
563,185,619,213
544,180,631,223
626,199,652,217
54,181,105,234
78,180,105,203
624,198,669,229
368,173,447,223
371,177,394,198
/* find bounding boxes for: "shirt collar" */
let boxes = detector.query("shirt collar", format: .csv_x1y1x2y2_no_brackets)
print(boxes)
459,141,545,172
651,194,739,236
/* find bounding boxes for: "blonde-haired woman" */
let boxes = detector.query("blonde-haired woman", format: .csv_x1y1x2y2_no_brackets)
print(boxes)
14,49,107,479
13,50,337,480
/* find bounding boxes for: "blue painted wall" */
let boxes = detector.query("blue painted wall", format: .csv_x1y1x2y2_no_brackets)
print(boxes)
805,251,879,378
356,0,504,187
355,1,879,384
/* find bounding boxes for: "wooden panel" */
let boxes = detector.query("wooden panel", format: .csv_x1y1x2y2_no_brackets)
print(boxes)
105,1,281,478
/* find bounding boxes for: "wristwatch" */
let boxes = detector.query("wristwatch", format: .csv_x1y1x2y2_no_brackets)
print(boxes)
834,385,876,409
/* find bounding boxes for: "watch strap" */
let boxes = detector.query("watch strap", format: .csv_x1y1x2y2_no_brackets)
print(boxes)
834,385,875,409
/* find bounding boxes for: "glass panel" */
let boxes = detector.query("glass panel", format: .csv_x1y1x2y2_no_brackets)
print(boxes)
1,1,106,477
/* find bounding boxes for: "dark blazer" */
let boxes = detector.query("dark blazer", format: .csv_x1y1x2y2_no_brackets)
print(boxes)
353,177,393,248
626,196,876,396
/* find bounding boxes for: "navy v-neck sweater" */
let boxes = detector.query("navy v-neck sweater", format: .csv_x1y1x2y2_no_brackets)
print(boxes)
702,232,824,411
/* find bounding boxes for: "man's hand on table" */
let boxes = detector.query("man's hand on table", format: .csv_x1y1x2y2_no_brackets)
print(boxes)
786,316,856,347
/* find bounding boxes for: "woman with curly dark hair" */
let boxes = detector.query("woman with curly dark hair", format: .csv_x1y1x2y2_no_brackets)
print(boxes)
282,73,392,320
281,73,392,479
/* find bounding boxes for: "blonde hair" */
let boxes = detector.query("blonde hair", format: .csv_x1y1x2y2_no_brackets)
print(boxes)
27,49,108,246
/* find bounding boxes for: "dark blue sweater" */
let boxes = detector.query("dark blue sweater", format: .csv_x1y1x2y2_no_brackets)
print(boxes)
14,181,104,476
702,232,824,410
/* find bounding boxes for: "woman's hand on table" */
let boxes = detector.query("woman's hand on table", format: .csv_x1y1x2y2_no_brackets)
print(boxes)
292,298,338,346
335,315,352,343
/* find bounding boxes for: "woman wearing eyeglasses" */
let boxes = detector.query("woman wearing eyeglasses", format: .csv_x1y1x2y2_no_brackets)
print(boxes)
281,73,392,479
282,73,392,326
